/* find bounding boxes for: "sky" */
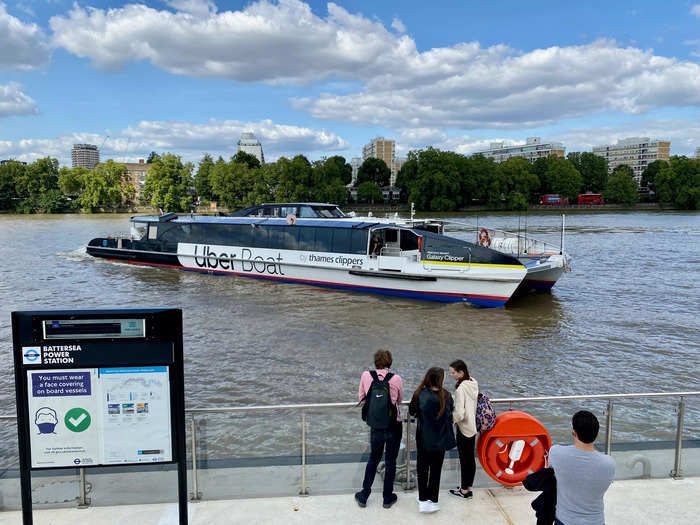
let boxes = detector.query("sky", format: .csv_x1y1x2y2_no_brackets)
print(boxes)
2,0,700,167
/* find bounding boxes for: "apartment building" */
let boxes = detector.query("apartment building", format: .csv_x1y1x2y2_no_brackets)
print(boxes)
237,132,265,164
592,137,670,183
123,159,152,199
350,157,362,186
695,147,700,160
474,137,565,164
362,137,397,186
72,143,100,170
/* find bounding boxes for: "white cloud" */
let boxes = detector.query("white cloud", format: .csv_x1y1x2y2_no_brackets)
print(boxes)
0,118,349,165
391,17,406,33
49,0,398,83
691,4,700,17
0,2,50,70
0,82,39,118
46,1,700,130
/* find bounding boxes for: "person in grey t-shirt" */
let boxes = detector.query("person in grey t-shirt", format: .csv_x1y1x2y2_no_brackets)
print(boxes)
549,410,615,525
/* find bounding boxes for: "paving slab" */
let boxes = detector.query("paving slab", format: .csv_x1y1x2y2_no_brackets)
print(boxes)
0,477,696,525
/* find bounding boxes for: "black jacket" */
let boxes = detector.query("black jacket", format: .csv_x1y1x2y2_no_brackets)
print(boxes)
523,467,556,525
409,388,456,451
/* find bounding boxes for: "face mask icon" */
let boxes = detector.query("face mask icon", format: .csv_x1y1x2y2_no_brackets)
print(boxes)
35,407,58,434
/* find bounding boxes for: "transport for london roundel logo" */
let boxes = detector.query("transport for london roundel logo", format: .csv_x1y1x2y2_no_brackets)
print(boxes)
65,408,91,432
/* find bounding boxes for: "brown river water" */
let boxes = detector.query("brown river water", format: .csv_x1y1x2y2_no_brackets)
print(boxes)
0,211,698,463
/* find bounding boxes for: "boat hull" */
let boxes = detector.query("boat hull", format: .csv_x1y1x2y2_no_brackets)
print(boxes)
88,242,525,308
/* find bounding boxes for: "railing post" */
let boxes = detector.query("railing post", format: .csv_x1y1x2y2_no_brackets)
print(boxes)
671,397,685,479
190,415,201,501
299,411,308,495
403,415,412,490
77,467,90,508
605,399,613,456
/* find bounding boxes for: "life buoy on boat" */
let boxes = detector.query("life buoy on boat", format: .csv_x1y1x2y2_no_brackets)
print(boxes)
286,214,297,225
477,411,551,486
478,228,491,247
417,235,423,252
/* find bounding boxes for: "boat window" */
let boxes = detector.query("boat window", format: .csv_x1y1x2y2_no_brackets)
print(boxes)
249,225,269,248
400,230,420,251
298,227,315,250
298,206,317,218
148,225,158,240
267,225,298,250
261,206,279,217
384,229,398,243
130,222,148,240
351,230,368,254
331,228,351,253
313,206,344,218
279,206,298,217
314,227,333,251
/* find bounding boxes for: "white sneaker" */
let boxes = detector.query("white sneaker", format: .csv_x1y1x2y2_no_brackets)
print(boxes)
418,500,431,513
427,501,440,513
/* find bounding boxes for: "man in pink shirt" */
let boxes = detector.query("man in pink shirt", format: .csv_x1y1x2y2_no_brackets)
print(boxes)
355,349,403,509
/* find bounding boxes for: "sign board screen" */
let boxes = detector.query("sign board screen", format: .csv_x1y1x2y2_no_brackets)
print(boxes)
42,318,146,340
27,366,171,468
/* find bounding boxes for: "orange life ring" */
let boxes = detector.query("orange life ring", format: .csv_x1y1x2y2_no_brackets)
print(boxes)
478,228,491,247
477,411,551,486
286,213,297,225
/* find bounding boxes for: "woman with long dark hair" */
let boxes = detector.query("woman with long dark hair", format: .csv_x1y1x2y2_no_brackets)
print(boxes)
409,367,456,513
448,359,478,500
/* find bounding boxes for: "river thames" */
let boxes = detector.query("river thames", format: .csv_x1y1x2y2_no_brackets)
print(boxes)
0,210,697,463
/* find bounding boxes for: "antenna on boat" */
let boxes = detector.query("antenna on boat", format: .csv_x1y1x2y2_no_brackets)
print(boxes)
410,202,415,225
561,214,565,255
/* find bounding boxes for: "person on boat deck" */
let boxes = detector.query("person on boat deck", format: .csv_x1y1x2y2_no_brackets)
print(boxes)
370,234,383,256
409,367,456,514
448,359,479,500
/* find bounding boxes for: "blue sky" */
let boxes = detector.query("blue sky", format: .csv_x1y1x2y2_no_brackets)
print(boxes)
2,0,700,166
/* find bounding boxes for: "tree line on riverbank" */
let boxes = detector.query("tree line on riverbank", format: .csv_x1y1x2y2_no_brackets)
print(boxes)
1,149,698,213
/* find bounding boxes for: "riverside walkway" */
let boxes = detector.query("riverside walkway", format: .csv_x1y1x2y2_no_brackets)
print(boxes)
1,477,698,524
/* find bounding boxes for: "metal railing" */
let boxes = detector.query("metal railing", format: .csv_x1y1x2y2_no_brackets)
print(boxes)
1,390,698,505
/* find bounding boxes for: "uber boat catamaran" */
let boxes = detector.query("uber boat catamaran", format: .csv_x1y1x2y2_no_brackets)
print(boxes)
232,203,572,294
87,204,527,307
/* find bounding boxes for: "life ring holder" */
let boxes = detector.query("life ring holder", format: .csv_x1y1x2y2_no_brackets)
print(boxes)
478,228,491,247
286,214,297,225
477,411,551,486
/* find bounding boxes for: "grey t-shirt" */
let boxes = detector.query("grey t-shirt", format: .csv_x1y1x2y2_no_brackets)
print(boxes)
549,444,616,525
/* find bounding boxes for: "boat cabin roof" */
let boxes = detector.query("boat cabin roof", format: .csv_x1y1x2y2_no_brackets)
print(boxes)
130,214,416,231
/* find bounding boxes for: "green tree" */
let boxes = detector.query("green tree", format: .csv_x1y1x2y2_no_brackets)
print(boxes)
232,151,261,170
275,155,313,202
395,156,418,203
141,153,194,212
496,157,540,209
357,157,390,187
0,160,24,210
146,151,160,163
209,160,251,209
568,152,608,192
78,160,132,211
605,165,639,205
357,181,383,203
546,157,583,200
462,154,496,205
401,148,461,211
654,156,700,209
14,157,61,213
641,160,668,195
194,154,215,200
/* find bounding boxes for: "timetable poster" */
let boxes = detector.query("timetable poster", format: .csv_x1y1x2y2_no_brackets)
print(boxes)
26,367,172,468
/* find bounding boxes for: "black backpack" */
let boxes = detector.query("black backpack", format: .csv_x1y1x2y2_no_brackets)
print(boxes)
361,371,396,429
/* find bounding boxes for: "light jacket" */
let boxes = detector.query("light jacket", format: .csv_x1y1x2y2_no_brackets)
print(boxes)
453,378,478,437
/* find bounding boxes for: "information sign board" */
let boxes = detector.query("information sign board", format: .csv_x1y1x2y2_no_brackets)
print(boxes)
12,308,187,525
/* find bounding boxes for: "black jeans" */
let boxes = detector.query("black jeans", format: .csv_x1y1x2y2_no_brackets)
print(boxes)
416,445,445,503
361,421,403,500
456,428,476,489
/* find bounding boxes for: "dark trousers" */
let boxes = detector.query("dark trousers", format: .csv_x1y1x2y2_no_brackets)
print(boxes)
416,445,445,503
361,421,402,500
456,428,476,489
